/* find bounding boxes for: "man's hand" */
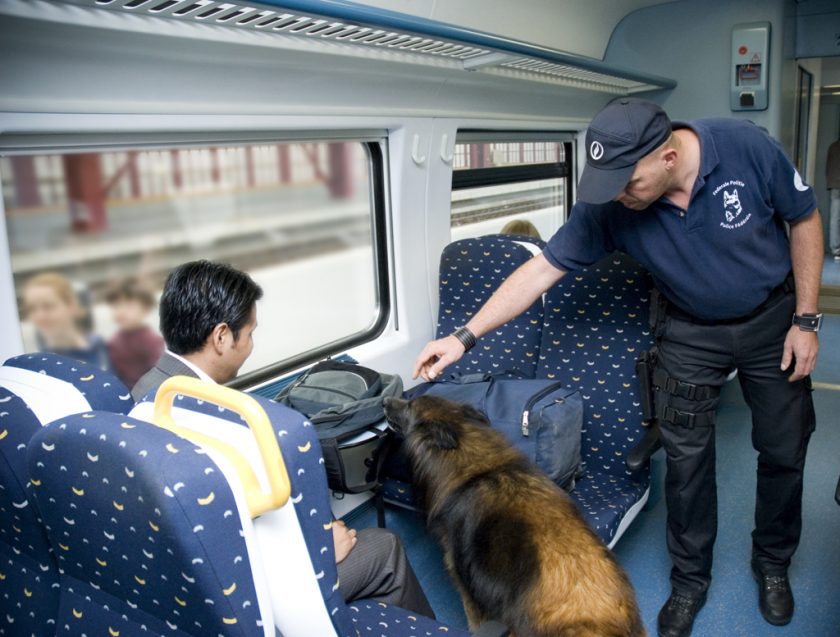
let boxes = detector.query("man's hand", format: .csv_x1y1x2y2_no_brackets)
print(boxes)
412,335,465,381
781,326,819,382
332,520,357,564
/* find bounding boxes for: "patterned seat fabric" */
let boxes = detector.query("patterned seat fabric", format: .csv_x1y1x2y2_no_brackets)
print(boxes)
536,253,654,546
247,396,469,636
130,389,356,636
27,410,269,636
349,600,470,637
436,235,545,378
0,353,131,637
382,234,545,509
388,243,654,547
128,387,468,636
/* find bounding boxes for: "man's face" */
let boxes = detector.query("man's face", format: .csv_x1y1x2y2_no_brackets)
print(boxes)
111,298,150,331
219,306,257,383
613,151,671,211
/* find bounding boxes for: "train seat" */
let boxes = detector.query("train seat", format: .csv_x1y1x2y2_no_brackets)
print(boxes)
0,353,132,637
386,240,654,547
435,234,546,378
28,377,466,637
382,233,546,508
536,253,655,547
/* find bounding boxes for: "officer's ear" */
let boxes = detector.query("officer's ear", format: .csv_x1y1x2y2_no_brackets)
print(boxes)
660,144,678,172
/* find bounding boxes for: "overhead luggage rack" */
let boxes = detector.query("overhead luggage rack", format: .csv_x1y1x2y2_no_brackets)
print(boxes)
46,0,676,95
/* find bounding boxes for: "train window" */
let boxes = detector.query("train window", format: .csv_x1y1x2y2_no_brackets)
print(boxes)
450,133,573,243
0,138,389,387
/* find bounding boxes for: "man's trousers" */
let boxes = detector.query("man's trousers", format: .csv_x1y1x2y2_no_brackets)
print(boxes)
654,289,815,595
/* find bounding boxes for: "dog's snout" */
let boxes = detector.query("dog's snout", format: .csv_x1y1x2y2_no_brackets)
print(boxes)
383,397,409,431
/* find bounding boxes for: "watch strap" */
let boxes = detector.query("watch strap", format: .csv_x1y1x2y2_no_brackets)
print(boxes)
792,312,822,332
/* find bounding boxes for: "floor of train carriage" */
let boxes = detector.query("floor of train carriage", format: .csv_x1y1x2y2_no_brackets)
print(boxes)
345,314,840,637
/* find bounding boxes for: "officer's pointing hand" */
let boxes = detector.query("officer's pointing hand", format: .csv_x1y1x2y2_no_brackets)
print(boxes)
412,336,465,381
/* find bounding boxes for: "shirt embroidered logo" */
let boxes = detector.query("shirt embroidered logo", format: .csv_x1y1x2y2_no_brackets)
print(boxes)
713,180,753,230
723,189,743,223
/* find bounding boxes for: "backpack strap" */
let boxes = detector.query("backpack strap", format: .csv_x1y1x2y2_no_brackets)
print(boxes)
321,427,397,495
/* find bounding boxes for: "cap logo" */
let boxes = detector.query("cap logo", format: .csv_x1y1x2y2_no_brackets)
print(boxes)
589,141,604,161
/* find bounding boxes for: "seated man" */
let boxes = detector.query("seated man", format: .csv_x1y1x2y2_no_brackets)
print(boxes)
133,260,434,618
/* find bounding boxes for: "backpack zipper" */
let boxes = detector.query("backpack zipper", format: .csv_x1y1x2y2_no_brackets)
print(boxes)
521,381,567,437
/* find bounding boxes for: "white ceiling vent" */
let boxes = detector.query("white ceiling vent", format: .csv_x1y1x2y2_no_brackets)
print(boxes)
47,0,676,94
87,0,491,59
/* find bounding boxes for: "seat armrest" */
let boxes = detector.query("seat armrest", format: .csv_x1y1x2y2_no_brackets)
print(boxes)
471,621,510,637
626,420,662,472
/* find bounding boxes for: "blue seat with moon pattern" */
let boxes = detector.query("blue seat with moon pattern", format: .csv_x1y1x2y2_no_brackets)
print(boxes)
537,252,655,547
435,235,546,378
30,375,467,636
0,353,132,637
27,409,273,636
382,234,545,507
385,240,654,547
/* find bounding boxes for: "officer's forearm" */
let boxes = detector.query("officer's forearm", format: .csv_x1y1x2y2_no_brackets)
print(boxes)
789,209,824,315
466,253,566,338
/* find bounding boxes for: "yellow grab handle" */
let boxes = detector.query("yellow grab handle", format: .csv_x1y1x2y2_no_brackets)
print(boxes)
152,376,290,518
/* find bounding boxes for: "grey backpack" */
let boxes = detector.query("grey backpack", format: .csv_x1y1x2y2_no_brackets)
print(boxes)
275,360,402,493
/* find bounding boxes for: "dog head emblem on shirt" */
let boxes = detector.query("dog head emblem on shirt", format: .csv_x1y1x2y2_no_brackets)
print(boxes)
722,189,742,222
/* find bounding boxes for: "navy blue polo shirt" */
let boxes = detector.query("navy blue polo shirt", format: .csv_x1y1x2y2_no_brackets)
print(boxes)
544,118,817,321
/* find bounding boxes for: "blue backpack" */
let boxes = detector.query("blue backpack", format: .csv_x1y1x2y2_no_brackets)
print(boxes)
405,371,583,490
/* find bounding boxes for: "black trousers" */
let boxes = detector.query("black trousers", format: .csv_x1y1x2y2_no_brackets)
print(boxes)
654,290,815,595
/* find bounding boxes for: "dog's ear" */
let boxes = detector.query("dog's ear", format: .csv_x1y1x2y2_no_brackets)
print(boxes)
461,403,490,426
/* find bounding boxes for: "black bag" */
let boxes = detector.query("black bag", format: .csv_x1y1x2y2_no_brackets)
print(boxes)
406,372,583,490
275,360,403,493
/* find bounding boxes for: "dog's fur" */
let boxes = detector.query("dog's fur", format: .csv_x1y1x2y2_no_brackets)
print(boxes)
384,395,645,637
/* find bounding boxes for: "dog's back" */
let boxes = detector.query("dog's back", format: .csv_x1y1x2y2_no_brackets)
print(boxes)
385,395,645,637
432,459,645,637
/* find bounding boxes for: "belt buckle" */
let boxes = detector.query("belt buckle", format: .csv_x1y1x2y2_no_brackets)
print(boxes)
666,407,695,429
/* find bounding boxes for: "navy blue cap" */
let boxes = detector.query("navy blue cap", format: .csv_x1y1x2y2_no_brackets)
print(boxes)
577,97,672,204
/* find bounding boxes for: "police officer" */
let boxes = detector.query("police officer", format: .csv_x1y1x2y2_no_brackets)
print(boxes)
413,98,823,637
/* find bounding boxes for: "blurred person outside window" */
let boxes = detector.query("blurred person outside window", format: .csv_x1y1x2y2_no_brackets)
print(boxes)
105,277,165,388
22,272,110,369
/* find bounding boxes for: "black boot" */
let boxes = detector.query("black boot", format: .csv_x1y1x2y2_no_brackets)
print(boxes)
752,562,794,626
657,590,706,637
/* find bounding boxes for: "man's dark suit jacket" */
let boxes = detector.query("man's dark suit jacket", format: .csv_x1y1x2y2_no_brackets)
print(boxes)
130,351,199,402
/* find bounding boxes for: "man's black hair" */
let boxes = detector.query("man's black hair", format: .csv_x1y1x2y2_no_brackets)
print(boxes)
159,260,263,355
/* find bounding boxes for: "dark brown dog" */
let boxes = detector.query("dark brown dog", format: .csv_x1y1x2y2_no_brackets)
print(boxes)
384,394,646,637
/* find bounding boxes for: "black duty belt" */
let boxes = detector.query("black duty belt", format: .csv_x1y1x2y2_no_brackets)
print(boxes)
666,274,794,326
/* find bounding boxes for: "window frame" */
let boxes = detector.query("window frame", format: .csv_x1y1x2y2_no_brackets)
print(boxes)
450,130,575,229
231,140,391,389
0,132,392,389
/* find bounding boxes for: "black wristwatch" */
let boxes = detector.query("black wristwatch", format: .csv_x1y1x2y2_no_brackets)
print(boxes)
792,312,822,332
